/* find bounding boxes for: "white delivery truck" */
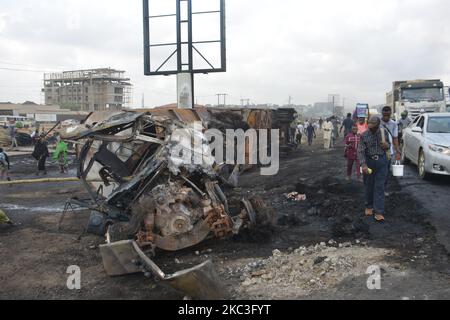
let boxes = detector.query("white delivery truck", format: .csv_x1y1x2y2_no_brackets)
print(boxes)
386,79,447,120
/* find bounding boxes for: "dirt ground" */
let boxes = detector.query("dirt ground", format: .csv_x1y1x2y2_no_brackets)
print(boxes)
0,134,449,300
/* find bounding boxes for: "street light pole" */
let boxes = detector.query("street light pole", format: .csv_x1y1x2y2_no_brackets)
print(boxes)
332,96,335,115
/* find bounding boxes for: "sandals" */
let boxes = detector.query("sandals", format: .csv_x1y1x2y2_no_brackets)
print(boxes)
365,209,386,222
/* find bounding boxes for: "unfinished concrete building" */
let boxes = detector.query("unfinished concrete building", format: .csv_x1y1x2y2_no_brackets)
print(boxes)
43,68,132,111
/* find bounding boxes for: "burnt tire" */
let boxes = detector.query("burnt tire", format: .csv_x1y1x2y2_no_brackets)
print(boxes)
249,196,276,227
234,196,276,243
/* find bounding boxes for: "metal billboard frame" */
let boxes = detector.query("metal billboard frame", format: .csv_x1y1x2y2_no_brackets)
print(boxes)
143,0,227,76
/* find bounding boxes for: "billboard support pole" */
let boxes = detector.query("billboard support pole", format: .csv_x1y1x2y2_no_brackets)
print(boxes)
143,0,227,109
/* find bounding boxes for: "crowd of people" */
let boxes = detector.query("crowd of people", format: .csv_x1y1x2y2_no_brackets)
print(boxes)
292,107,413,223
2,109,414,223
0,131,69,182
294,116,343,150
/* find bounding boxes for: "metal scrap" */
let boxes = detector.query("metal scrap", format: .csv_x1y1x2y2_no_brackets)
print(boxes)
61,109,275,299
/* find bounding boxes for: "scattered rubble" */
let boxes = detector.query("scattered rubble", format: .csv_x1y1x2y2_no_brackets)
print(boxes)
233,241,395,299
285,192,307,202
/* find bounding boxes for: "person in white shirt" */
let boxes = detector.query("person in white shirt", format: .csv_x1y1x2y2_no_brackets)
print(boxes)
323,119,334,150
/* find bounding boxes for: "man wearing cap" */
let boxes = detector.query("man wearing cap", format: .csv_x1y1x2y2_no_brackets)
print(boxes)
358,116,391,222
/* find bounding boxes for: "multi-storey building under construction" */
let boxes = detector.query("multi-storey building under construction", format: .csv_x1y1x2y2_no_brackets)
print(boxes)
43,68,132,111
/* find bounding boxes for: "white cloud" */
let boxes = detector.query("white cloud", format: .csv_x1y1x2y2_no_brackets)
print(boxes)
0,14,6,34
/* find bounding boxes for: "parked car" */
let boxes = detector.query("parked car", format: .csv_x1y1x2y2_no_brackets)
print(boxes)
402,113,450,179
0,116,36,128
61,119,80,127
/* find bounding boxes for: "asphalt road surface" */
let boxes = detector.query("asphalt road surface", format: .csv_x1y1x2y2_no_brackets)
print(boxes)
397,163,450,253
1,139,449,300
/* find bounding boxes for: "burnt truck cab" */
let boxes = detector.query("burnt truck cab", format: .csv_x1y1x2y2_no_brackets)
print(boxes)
59,108,281,299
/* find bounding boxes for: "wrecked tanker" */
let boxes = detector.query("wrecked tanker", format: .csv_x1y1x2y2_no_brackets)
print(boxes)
60,108,286,299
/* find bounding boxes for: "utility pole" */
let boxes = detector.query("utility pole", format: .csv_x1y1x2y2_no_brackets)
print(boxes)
332,96,336,115
216,94,228,107
241,98,250,107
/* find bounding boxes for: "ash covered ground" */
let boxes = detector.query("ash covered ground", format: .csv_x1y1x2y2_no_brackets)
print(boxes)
0,136,449,300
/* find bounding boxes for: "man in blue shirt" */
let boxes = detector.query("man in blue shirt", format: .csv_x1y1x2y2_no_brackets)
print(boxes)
381,106,402,197
340,113,354,138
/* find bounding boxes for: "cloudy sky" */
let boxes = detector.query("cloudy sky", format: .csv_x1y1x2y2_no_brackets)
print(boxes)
1,0,450,108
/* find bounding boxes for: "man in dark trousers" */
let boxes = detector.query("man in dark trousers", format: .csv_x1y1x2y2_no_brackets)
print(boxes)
358,116,391,222
32,135,50,176
306,122,317,146
381,106,401,197
340,113,354,138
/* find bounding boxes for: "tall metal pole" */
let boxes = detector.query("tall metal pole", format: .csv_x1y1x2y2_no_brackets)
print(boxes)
187,0,195,108
143,0,150,76
176,0,182,72
332,96,335,115
220,0,227,72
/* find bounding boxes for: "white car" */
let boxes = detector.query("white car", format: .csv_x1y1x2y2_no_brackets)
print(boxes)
61,119,80,127
402,113,450,179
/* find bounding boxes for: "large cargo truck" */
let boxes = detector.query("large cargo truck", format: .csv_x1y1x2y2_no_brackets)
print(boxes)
445,86,450,112
386,79,446,119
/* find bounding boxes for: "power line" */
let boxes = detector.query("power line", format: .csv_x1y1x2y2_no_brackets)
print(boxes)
0,60,74,70
0,66,52,73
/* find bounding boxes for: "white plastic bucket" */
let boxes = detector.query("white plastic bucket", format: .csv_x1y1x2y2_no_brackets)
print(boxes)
392,161,404,177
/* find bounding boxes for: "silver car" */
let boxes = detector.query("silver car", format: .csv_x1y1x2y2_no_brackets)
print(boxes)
402,113,450,179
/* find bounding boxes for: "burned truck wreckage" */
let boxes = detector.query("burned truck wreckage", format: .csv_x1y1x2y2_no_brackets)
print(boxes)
60,107,296,299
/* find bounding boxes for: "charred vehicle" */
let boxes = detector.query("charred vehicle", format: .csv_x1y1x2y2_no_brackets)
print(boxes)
61,110,275,299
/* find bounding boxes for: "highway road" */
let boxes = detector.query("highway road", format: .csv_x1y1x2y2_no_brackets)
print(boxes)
397,163,450,253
